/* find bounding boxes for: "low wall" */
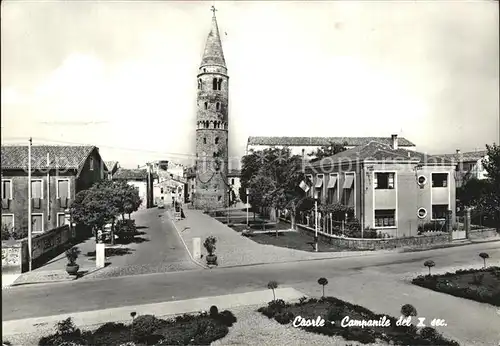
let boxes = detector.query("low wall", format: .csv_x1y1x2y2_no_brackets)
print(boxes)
1,225,74,274
469,228,498,240
291,222,452,251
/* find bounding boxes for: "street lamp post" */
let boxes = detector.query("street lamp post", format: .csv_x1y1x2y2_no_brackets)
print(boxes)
314,191,319,252
246,188,249,227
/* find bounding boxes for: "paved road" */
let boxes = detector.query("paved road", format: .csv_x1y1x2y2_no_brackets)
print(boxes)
82,208,198,279
4,242,499,320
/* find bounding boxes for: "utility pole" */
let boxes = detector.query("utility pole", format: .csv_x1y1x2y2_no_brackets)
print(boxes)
28,137,32,271
246,188,249,227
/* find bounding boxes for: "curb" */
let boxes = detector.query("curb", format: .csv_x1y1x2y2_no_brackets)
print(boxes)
165,210,208,270
400,238,500,253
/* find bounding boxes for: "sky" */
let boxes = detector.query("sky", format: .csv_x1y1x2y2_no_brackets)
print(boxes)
1,0,499,169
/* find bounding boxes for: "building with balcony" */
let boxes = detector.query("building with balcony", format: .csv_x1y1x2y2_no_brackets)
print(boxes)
305,136,456,237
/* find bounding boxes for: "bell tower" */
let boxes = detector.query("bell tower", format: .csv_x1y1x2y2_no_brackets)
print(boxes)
194,6,229,210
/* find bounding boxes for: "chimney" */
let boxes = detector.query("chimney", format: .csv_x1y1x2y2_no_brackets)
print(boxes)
391,134,398,150
456,149,461,154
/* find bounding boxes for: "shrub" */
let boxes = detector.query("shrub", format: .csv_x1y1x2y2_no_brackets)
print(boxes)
91,322,130,345
217,310,237,327
327,306,344,321
298,296,308,304
275,311,294,324
115,219,137,239
419,327,441,342
131,314,162,342
209,305,219,317
470,273,484,285
38,318,84,346
400,304,417,317
174,313,197,323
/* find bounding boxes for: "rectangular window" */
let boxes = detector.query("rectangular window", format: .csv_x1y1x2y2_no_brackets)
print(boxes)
231,179,235,185
32,214,44,233
315,174,324,200
57,179,70,199
432,173,448,187
57,213,66,227
374,173,395,189
31,179,43,199
342,173,355,207
432,204,448,220
327,174,338,204
90,157,94,171
2,214,14,230
2,180,12,199
374,209,396,227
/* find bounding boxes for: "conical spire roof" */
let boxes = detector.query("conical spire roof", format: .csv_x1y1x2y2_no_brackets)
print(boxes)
200,10,226,67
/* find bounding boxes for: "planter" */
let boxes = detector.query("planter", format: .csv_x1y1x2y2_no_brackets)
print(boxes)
66,264,80,275
206,254,217,266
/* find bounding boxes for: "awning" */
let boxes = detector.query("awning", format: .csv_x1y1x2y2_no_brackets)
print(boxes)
315,177,323,188
343,174,354,189
327,176,337,189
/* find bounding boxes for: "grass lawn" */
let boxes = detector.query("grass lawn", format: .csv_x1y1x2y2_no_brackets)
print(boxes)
258,297,459,345
245,230,349,253
36,310,237,346
412,266,500,306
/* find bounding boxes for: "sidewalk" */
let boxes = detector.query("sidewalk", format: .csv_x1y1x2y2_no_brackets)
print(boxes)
170,209,393,268
2,287,306,344
5,236,108,287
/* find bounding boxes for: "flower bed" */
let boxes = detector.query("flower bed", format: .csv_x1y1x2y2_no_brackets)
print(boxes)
412,266,500,306
257,297,459,345
38,308,237,346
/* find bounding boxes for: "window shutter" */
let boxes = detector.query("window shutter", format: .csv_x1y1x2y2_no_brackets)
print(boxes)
374,174,378,189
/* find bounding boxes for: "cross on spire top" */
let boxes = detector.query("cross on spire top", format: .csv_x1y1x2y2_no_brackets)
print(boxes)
211,5,217,16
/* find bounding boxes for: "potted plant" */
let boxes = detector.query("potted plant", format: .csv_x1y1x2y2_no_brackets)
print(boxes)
65,247,80,275
204,236,217,265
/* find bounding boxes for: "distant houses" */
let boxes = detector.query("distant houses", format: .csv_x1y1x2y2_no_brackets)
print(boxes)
246,135,417,158
111,168,158,210
433,149,489,188
1,145,106,234
104,161,120,180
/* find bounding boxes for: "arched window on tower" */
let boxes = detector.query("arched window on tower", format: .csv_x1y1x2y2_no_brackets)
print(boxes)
198,79,202,89
216,102,220,111
212,78,217,90
215,137,219,144
204,102,208,110
203,137,207,144
217,79,222,90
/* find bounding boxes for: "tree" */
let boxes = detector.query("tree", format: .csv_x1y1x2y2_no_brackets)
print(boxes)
113,180,142,220
456,178,490,210
267,280,278,301
424,260,435,276
308,141,347,162
479,252,489,268
70,180,127,245
241,148,307,225
317,277,328,298
480,144,500,229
